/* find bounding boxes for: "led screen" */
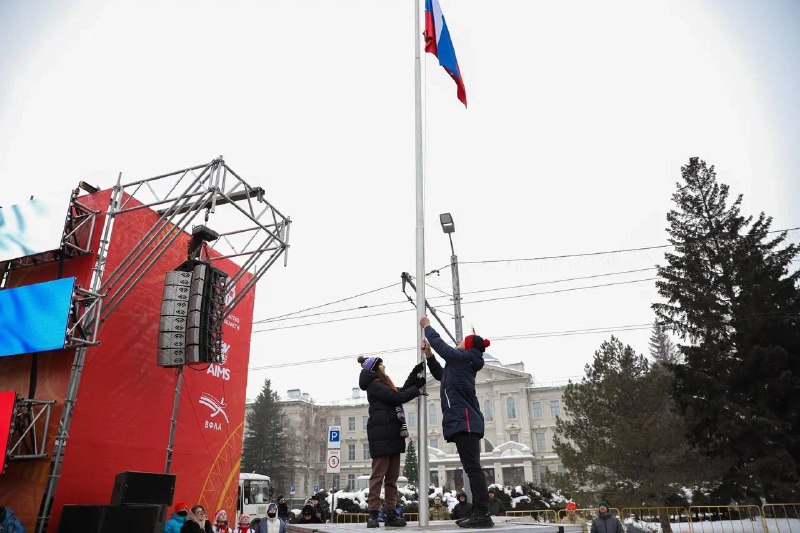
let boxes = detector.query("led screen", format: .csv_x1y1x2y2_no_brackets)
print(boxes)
0,391,14,473
0,193,71,263
0,277,75,357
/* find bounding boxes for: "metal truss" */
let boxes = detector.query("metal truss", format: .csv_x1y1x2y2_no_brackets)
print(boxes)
64,286,104,349
8,398,57,461
98,156,291,320
0,187,99,279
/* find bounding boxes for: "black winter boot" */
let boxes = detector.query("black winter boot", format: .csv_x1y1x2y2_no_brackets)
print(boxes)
384,511,406,528
457,512,494,529
367,510,380,528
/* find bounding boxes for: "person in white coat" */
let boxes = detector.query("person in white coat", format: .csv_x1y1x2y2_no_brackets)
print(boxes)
256,503,286,533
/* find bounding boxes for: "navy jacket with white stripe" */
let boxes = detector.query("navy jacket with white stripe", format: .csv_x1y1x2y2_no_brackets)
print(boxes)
424,325,485,442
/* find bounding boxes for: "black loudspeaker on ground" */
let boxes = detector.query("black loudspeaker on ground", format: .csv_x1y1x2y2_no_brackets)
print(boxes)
58,504,165,533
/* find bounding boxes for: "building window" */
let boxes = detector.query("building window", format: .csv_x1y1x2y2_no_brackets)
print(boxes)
363,415,369,430
348,444,356,461
484,400,494,421
532,401,543,419
550,400,560,418
348,416,356,431
428,403,438,425
484,439,494,453
502,466,525,486
408,411,416,427
319,447,325,462
333,416,341,426
507,397,516,419
363,442,371,460
535,431,546,452
347,474,355,490
430,471,439,486
430,438,439,449
509,433,519,442
538,466,550,485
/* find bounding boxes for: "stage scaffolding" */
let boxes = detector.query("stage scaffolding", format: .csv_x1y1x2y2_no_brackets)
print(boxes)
36,156,291,532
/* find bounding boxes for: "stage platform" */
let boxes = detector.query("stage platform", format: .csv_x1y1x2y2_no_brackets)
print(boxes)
289,518,579,533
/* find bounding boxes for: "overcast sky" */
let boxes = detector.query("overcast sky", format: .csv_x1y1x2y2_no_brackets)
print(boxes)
2,0,798,402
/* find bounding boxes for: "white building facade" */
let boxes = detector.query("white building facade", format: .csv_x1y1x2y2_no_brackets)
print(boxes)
245,355,570,502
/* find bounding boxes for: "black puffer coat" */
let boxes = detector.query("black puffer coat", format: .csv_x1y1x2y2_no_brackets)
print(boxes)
359,369,421,458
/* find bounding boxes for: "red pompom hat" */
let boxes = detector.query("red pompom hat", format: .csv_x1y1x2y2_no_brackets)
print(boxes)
464,334,490,352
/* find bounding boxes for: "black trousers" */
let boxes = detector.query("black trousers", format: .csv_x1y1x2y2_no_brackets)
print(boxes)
452,432,489,514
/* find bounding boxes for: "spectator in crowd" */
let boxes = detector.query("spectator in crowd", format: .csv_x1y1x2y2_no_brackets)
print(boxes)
590,502,623,533
276,497,290,522
237,514,252,533
310,495,325,522
256,503,286,533
451,492,473,521
191,505,213,533
486,491,505,517
561,502,587,531
358,354,425,528
180,508,205,533
165,502,189,533
420,315,493,529
213,509,234,533
429,496,450,521
296,506,322,525
0,506,25,533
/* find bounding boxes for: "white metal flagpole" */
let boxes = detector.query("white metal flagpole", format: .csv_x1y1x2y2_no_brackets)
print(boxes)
413,0,430,526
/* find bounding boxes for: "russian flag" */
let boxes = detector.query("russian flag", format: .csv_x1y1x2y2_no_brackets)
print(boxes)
424,0,467,107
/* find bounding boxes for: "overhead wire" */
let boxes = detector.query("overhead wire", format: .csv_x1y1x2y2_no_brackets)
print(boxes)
250,226,800,326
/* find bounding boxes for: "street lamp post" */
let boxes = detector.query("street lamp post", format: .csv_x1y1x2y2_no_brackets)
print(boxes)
439,213,472,502
439,213,464,343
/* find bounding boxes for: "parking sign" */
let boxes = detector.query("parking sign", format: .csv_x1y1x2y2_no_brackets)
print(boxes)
327,426,341,449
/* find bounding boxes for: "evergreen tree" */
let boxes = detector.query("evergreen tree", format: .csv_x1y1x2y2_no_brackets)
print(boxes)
653,157,800,501
404,441,418,484
649,320,680,366
242,379,292,496
553,337,701,509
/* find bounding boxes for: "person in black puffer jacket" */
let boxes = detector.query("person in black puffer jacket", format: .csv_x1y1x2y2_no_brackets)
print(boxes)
358,355,425,529
590,502,623,533
420,315,492,529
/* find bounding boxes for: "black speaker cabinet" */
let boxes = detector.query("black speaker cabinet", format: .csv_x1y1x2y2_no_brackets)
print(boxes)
58,505,105,533
110,471,175,505
58,504,165,533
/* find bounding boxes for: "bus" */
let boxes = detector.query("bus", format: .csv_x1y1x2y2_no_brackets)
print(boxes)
238,473,272,521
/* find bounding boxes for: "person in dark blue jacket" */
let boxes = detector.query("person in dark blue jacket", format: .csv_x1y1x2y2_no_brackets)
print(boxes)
420,315,493,529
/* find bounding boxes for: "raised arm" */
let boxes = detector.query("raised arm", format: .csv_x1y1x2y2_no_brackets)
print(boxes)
423,325,471,363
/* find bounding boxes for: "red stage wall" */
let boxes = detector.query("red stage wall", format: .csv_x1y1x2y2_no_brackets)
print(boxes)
0,189,255,531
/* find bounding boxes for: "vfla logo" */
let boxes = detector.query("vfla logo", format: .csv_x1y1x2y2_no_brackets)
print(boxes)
199,392,228,431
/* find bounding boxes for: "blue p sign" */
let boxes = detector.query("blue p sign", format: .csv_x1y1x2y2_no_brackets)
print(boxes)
328,426,341,448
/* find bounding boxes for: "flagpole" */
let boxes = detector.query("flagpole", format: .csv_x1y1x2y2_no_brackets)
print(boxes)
414,0,430,527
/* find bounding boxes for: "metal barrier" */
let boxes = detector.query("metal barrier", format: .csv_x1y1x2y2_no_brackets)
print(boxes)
559,508,621,521
689,505,767,533
335,513,370,523
334,512,420,524
621,507,691,533
763,504,800,533
506,510,559,523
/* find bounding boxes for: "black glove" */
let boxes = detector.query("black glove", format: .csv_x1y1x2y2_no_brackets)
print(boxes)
413,376,427,389
403,362,427,389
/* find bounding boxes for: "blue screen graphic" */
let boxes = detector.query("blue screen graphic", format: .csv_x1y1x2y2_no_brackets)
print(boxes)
0,277,75,357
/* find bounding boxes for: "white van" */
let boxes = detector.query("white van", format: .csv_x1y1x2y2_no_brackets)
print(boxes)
238,473,272,521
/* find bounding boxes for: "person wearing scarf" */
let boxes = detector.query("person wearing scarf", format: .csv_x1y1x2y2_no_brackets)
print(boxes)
357,355,426,528
180,508,205,533
237,513,252,533
213,509,234,533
